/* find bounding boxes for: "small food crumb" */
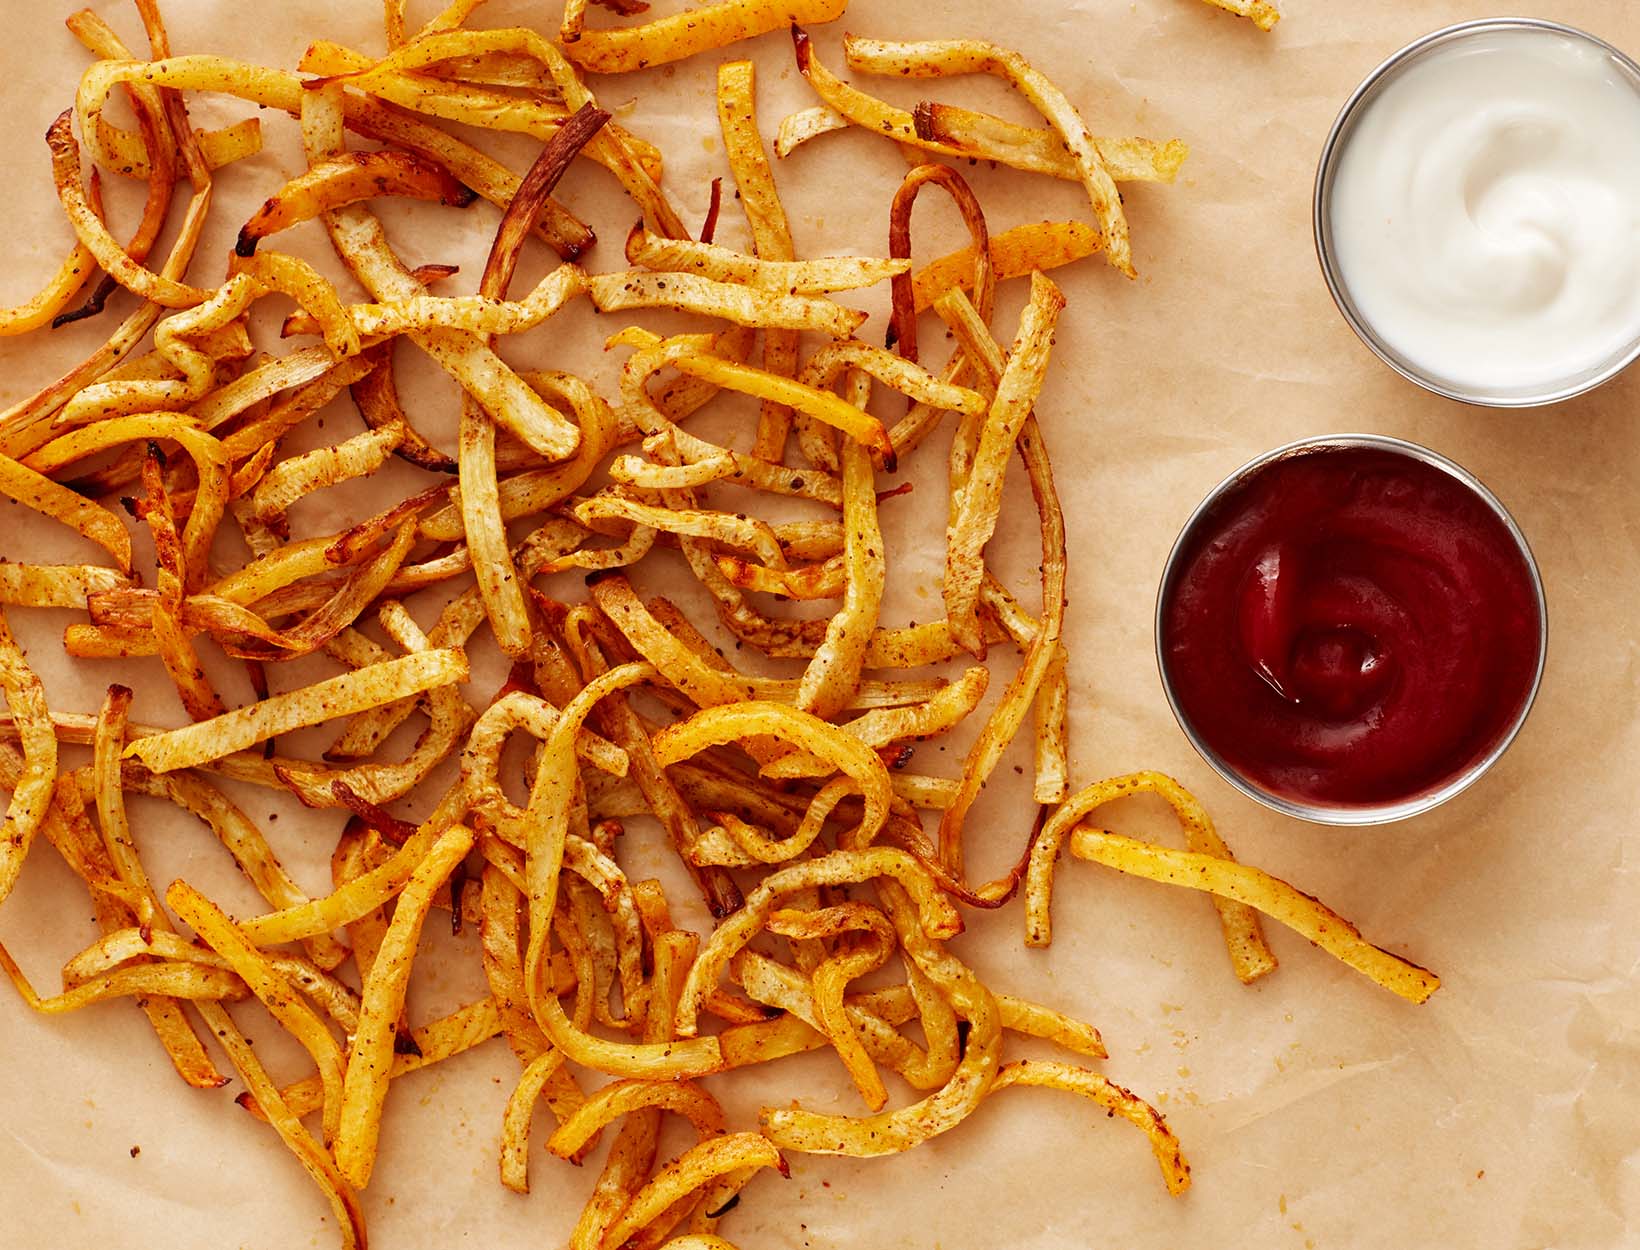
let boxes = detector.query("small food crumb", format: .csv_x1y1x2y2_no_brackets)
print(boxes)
129,1145,140,1158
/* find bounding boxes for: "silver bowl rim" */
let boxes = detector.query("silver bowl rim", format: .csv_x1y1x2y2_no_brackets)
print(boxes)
1313,17,1640,409
1153,433,1549,826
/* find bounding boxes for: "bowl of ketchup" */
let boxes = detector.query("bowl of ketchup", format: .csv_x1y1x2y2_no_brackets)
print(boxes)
1155,434,1546,825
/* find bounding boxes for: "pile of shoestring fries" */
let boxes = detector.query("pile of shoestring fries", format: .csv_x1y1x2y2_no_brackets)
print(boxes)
0,1,1417,1246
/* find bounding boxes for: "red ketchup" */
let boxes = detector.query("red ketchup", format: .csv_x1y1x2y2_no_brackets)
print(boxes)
1159,445,1542,809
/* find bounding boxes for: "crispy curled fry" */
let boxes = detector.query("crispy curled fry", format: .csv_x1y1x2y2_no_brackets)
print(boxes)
993,1060,1190,1195
46,110,208,309
1024,772,1277,987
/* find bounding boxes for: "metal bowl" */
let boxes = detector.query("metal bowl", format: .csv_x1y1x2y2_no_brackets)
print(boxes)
1153,434,1548,825
1313,18,1640,408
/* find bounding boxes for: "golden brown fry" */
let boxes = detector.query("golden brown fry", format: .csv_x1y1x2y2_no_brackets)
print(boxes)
800,339,987,415
994,991,1106,1058
463,691,628,830
0,946,245,1013
0,170,102,336
0,452,132,572
337,823,477,1188
1201,0,1281,31
716,59,798,461
46,111,207,308
715,551,846,600
588,270,864,336
776,902,897,1109
579,495,789,569
82,113,263,182
92,687,160,934
167,881,348,1146
796,401,883,719
599,1133,788,1250
547,1078,726,1161
253,425,402,535
1070,827,1441,1003
775,90,1186,189
195,1001,367,1250
385,0,408,47
236,250,361,358
1032,643,1070,804
913,221,1102,314
613,329,894,467
731,949,941,1089
928,288,1068,873
563,0,847,73
626,223,906,294
913,100,1187,183
500,1049,572,1193
0,611,54,908
698,776,854,866
993,1060,1189,1195
126,650,469,774
943,271,1064,655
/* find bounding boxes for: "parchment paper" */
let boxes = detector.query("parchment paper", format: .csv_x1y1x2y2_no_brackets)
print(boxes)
1,2,1637,1248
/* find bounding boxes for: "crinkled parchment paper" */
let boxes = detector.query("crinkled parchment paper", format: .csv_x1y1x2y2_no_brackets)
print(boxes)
0,2,1637,1248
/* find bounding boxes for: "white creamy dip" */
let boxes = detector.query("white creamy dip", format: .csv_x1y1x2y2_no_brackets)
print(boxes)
1326,26,1640,396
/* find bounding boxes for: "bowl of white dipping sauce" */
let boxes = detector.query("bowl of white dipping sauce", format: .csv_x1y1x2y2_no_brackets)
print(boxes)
1315,19,1640,406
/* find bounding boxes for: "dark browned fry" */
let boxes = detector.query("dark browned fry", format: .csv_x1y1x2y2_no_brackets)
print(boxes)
700,176,724,244
351,346,459,473
887,164,991,364
235,150,477,256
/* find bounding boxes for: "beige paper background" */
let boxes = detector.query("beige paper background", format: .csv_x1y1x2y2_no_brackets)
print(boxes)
1,1,1637,1248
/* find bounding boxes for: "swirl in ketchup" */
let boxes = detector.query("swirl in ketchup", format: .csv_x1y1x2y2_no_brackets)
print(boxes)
1159,443,1543,809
